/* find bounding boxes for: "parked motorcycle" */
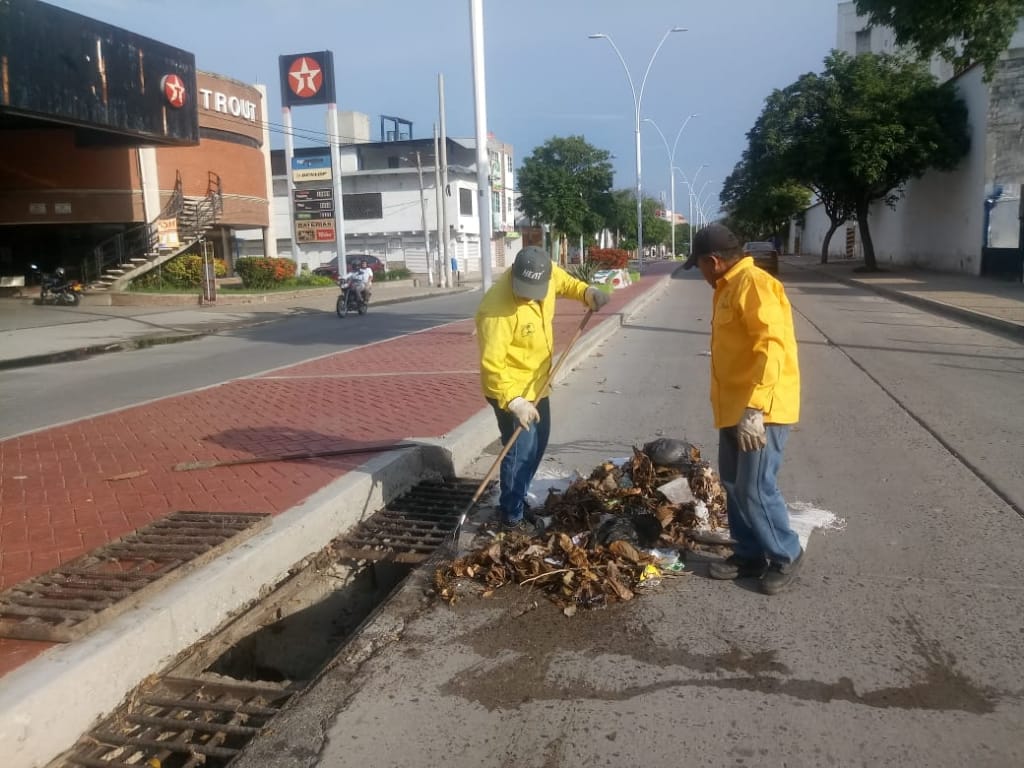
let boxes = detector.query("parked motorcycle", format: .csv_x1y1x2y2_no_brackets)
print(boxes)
30,264,83,306
336,274,369,317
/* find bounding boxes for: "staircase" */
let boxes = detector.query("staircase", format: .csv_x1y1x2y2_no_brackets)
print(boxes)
85,172,223,292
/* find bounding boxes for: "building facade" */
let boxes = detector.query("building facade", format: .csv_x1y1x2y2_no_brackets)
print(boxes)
247,124,517,277
795,3,1024,277
1,0,274,284
0,0,274,284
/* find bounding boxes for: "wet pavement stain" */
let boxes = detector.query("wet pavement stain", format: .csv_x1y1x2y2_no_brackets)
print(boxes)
440,599,1004,714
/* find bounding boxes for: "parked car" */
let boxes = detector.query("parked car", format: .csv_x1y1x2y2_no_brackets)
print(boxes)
312,254,385,280
742,241,779,275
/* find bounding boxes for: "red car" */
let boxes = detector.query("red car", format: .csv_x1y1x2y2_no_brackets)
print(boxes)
313,254,385,280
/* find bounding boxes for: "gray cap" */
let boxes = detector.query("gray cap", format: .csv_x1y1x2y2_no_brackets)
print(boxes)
683,224,740,269
511,246,552,300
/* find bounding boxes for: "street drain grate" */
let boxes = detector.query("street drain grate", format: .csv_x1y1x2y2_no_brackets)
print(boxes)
55,676,296,768
0,512,271,643
335,477,489,563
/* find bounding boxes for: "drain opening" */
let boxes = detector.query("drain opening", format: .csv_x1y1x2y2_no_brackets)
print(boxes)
204,561,410,683
52,557,412,768
50,477,476,767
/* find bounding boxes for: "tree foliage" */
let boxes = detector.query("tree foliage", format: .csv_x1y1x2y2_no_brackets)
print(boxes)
517,136,614,240
720,151,811,241
604,190,672,250
855,0,1024,80
736,51,970,270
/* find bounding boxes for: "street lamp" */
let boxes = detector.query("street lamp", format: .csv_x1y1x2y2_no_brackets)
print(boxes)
589,27,686,272
642,114,698,259
674,163,707,254
698,189,716,227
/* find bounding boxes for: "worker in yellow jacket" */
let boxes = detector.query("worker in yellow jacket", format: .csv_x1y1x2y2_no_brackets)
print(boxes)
683,224,804,595
476,246,610,532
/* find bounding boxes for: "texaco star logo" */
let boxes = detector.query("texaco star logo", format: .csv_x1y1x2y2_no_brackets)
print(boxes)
161,74,186,108
288,56,323,98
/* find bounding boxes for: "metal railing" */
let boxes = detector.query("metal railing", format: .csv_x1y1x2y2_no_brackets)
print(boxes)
82,171,223,287
83,172,184,285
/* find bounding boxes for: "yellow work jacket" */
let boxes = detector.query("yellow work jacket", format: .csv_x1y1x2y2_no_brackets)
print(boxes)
476,264,589,409
710,257,800,428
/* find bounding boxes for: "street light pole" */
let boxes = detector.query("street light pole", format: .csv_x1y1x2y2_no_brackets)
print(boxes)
643,114,697,259
698,190,716,227
673,163,706,255
589,27,685,272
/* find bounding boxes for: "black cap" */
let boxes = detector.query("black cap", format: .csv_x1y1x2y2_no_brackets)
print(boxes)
682,224,740,270
511,246,552,299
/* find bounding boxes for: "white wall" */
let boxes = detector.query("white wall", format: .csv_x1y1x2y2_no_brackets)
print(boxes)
798,203,855,260
865,66,988,273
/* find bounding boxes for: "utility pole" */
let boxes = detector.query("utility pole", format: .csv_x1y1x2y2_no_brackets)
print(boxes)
415,151,432,284
469,0,494,290
433,124,445,285
438,74,452,288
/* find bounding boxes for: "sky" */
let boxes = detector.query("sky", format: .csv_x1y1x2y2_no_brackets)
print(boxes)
49,0,840,219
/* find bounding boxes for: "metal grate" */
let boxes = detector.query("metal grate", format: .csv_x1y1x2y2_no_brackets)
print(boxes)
56,676,295,768
0,512,270,642
335,477,487,563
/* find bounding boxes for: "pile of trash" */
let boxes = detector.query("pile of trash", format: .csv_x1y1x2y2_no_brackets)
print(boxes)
434,438,731,612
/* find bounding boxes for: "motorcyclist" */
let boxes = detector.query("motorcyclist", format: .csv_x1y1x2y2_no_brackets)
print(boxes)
354,259,373,302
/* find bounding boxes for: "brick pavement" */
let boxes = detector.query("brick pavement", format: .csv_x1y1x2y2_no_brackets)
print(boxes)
0,267,671,678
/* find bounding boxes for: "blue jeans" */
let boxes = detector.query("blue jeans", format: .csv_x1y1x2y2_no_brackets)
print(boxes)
718,424,801,565
488,397,551,523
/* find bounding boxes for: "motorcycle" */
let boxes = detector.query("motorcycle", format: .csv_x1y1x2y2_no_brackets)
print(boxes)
336,274,369,317
31,264,83,306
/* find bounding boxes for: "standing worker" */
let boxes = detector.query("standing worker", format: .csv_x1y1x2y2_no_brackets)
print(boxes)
683,224,804,594
476,246,610,532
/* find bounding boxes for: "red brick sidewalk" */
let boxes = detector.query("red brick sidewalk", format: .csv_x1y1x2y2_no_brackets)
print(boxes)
0,266,672,676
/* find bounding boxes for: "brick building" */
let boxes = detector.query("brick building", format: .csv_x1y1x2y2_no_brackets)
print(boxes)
0,0,274,287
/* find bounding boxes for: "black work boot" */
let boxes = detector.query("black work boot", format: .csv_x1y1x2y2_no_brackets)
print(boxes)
708,554,768,580
760,548,805,595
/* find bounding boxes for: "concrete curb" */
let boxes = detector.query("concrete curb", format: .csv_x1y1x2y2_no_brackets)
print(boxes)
787,261,1024,340
0,288,476,372
0,274,668,768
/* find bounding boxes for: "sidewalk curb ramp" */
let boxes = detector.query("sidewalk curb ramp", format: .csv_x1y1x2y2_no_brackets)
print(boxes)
0,273,670,768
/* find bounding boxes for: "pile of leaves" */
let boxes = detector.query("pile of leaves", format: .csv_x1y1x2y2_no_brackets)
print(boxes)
434,439,730,611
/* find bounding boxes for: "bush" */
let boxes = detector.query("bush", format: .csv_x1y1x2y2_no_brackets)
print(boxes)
235,257,297,289
568,260,601,284
588,248,631,269
382,268,412,281
132,253,226,289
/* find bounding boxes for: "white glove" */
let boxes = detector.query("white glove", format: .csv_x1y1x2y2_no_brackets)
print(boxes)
507,397,540,430
736,408,767,452
584,287,610,311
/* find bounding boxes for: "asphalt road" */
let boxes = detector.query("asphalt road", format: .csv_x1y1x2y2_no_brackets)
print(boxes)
236,267,1024,768
0,291,482,439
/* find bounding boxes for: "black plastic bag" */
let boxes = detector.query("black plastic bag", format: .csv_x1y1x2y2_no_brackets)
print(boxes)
642,437,700,470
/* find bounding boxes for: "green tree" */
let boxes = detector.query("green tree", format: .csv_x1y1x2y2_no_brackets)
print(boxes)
517,136,614,255
603,190,672,252
824,52,969,270
746,72,856,263
739,52,970,271
855,0,1024,80
720,151,811,241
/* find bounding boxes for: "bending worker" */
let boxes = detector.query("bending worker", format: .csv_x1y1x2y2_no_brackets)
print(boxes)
475,246,610,533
